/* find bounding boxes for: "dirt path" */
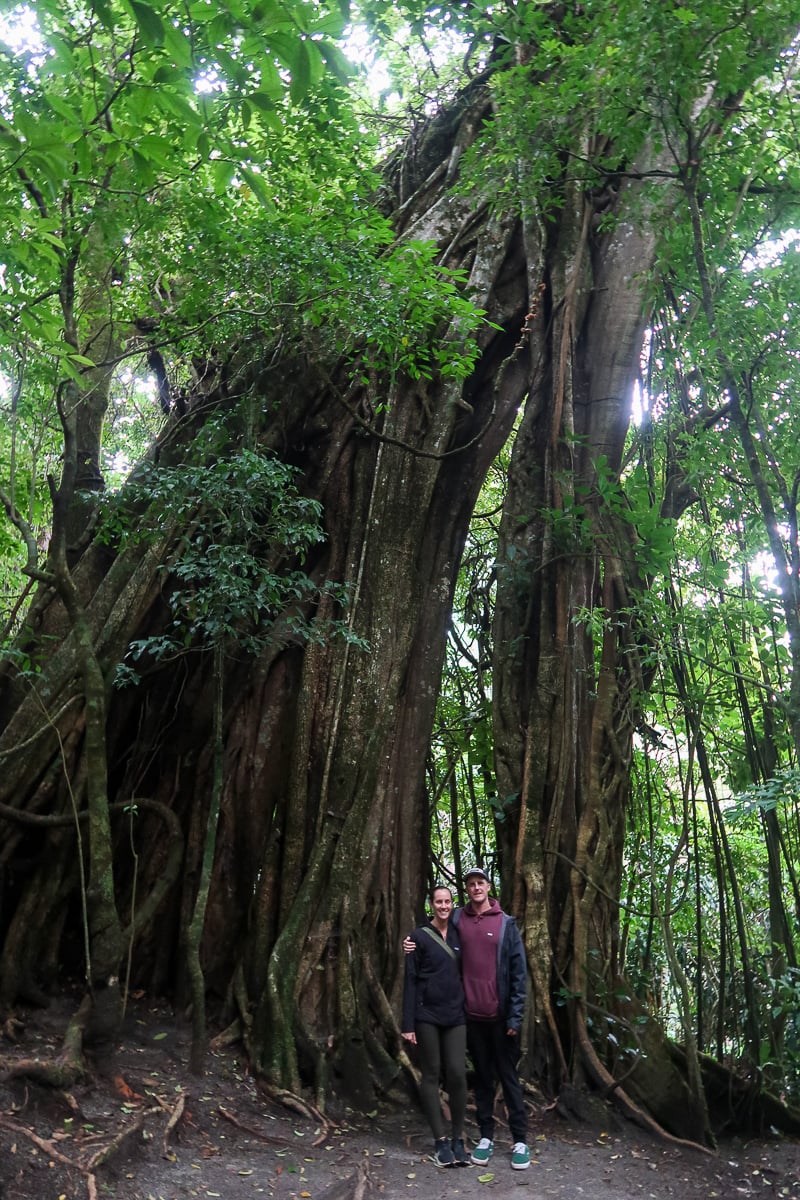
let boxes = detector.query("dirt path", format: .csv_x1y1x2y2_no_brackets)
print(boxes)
1,995,798,1200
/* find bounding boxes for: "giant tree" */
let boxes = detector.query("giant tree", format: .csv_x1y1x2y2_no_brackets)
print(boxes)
1,0,799,1134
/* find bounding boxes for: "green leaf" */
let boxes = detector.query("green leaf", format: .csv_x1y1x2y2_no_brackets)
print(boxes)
92,0,116,28
255,57,284,100
44,93,82,125
212,157,236,194
131,147,156,188
309,11,348,38
157,89,200,126
240,167,274,208
247,90,279,113
290,39,311,104
127,0,165,47
163,21,193,67
317,41,351,82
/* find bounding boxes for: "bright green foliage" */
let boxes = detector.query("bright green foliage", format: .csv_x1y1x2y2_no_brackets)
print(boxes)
456,0,800,218
0,0,492,625
103,417,353,672
0,0,350,325
0,0,354,608
613,59,800,1086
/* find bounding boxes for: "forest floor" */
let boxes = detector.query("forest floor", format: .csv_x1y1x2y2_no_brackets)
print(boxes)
0,992,799,1200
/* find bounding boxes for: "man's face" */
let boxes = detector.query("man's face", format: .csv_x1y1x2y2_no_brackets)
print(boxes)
466,875,489,906
432,888,453,921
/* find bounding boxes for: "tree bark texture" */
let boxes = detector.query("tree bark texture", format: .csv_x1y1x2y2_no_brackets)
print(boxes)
0,82,534,1103
489,123,719,1138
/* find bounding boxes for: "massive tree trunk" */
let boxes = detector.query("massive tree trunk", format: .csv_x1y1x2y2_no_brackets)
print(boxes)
0,80,532,1102
489,153,714,1136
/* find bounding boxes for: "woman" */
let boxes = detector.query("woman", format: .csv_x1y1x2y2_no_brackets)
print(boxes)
401,884,468,1167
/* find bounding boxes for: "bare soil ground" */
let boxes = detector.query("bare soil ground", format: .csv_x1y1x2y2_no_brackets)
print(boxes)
1,992,798,1200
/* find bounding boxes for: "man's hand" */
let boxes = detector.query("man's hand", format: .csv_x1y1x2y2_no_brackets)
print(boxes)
403,935,416,955
402,1031,417,1045
506,1028,517,1037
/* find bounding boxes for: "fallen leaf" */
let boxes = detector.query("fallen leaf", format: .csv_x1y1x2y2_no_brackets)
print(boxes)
477,1172,495,1182
113,1074,143,1101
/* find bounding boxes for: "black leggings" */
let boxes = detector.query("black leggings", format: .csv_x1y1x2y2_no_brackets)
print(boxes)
415,1021,467,1141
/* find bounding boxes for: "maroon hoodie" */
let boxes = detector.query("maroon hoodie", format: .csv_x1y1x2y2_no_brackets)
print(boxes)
458,897,502,1020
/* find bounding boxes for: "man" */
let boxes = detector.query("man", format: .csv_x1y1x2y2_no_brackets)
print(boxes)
405,866,530,1171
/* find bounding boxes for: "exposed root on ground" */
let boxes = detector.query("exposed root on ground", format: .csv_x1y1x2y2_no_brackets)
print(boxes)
161,1091,186,1156
315,1159,372,1200
219,1100,334,1148
210,1017,243,1050
0,1109,151,1200
1,994,90,1088
256,1078,330,1138
577,1020,713,1155
86,1107,159,1169
2,1015,25,1042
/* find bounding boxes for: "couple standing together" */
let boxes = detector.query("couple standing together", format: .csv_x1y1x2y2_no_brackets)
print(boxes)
401,866,530,1171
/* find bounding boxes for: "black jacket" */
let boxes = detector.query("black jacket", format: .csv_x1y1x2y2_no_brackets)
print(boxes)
401,921,465,1031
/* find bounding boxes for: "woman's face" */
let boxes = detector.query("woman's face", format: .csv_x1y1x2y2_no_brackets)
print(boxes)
431,888,453,921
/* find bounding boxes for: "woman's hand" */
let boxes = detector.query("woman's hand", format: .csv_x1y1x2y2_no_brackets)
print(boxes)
403,935,416,954
401,1031,417,1045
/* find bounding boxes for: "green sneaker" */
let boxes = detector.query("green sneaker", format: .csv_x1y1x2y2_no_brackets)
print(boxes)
511,1141,531,1170
471,1138,493,1166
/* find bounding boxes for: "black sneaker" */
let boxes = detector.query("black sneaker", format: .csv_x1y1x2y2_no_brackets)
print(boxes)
432,1137,456,1167
451,1137,469,1166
